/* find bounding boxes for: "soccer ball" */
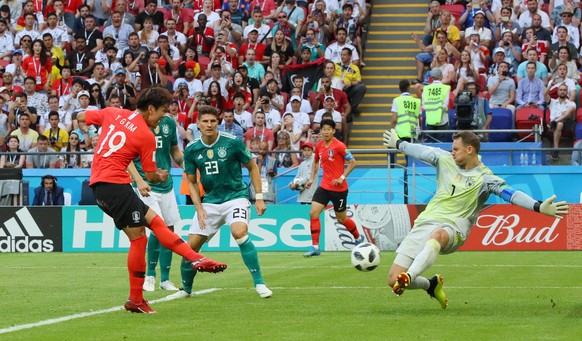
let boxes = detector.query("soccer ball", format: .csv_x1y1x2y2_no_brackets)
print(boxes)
351,243,381,272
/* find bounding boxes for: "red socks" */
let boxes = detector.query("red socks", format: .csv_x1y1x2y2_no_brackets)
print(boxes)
128,235,147,303
310,218,321,246
149,215,202,262
343,218,360,239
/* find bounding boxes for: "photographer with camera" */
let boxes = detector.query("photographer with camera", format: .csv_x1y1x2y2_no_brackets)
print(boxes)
42,111,69,152
497,31,522,71
456,82,492,141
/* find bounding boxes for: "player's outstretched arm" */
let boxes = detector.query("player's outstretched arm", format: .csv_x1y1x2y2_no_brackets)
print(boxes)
245,159,266,216
539,195,569,219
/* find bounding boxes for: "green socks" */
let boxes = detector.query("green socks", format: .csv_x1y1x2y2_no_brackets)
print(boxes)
238,236,264,286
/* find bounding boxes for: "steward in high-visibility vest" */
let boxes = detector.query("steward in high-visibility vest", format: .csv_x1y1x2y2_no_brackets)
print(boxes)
391,80,421,141
422,68,450,128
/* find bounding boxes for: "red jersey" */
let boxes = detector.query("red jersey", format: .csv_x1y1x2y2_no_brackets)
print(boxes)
316,89,349,114
240,42,266,64
22,56,52,91
86,108,157,185
315,138,352,192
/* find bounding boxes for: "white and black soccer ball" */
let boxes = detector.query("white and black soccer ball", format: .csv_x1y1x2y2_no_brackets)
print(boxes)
351,242,381,272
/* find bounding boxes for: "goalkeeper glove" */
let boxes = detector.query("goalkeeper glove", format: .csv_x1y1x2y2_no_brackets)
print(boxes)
539,195,569,219
382,129,400,149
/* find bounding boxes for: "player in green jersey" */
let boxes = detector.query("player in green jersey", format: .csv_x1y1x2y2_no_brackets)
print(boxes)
128,115,183,292
170,105,271,299
383,129,569,309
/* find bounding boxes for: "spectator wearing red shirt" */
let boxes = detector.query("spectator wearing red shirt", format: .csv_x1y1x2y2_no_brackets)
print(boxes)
244,110,274,149
303,119,362,257
189,13,215,57
22,39,52,92
250,0,276,23
166,0,194,35
76,87,227,314
239,28,266,66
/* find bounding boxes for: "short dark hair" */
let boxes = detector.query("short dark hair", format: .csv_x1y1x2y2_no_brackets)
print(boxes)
399,79,410,93
452,131,480,153
320,119,336,130
198,105,219,118
48,111,59,119
136,86,173,111
38,135,49,142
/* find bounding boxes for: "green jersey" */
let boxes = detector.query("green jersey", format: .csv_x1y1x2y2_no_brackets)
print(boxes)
400,142,509,227
184,131,253,204
133,116,178,194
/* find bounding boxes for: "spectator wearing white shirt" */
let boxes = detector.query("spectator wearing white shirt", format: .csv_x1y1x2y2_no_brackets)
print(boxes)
551,12,580,49
545,83,575,161
0,18,13,60
325,27,360,66
518,0,551,30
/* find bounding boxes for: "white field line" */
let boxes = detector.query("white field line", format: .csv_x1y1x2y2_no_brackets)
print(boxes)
0,288,221,336
3,264,582,269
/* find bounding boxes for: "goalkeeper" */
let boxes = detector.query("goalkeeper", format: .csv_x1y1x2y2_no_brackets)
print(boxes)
382,129,569,309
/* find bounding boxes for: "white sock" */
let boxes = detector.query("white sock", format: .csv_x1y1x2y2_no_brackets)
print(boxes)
408,239,441,280
408,276,430,290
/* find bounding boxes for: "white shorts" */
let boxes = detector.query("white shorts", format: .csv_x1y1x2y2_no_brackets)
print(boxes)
136,189,181,227
188,198,251,238
396,221,468,261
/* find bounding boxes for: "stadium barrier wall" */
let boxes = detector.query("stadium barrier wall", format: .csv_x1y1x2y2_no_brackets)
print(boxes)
2,204,581,253
20,166,582,206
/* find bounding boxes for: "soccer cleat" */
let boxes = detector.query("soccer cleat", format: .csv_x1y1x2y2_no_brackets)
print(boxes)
428,274,448,309
143,276,155,292
166,290,191,299
303,246,321,257
354,235,365,246
124,299,157,314
255,284,273,299
159,280,179,291
392,272,410,296
192,257,228,273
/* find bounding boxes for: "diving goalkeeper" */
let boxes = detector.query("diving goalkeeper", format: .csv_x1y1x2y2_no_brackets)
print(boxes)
382,129,569,309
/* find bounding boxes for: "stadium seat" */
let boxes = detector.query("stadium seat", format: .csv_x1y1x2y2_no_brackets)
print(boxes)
515,107,543,141
63,192,72,206
576,108,582,122
575,122,582,140
489,108,514,142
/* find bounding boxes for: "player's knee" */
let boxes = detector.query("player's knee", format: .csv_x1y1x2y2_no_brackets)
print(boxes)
430,229,449,248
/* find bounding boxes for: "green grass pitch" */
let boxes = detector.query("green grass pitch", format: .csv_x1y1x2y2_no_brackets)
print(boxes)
1,251,581,340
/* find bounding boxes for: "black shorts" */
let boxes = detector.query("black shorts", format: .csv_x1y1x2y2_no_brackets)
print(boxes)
311,187,348,212
92,182,149,229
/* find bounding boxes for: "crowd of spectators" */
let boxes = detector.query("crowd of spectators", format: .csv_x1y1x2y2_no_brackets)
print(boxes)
416,0,582,161
0,0,371,171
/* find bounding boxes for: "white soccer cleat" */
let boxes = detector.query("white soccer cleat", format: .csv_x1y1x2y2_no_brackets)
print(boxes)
166,290,191,299
159,280,179,291
143,276,155,292
255,284,273,299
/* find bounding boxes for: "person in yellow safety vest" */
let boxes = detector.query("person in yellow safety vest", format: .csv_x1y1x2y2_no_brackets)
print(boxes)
422,68,451,142
391,79,421,143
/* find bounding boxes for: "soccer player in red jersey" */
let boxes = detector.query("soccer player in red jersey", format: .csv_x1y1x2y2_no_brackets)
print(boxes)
304,119,363,257
76,86,227,314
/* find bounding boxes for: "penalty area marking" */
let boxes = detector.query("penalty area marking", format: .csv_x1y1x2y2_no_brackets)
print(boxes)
0,288,221,335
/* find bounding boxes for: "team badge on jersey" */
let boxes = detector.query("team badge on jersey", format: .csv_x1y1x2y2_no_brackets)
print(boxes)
154,126,160,134
162,124,169,135
207,149,214,159
465,176,475,188
328,149,335,161
218,147,227,158
132,211,141,224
